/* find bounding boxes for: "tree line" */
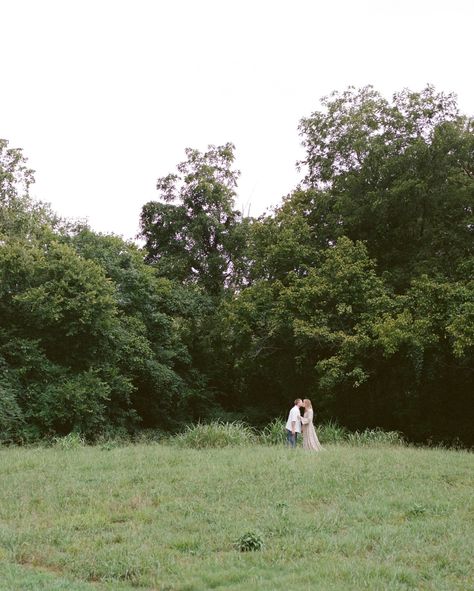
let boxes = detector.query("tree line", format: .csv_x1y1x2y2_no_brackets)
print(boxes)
1,85,473,445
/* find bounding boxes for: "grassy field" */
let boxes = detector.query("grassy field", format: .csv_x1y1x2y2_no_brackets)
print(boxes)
0,442,473,591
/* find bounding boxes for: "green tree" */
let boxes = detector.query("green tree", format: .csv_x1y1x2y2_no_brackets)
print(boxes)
221,238,390,418
69,229,213,427
298,85,474,288
140,144,248,295
0,138,34,203
0,138,60,240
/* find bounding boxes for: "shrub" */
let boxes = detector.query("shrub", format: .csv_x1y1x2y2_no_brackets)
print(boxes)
234,532,264,552
28,371,110,438
171,421,257,449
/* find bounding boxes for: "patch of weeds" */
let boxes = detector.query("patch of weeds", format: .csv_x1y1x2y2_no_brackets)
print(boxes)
234,531,264,552
52,432,86,450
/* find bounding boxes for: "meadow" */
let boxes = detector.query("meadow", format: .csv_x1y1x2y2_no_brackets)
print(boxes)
0,437,473,591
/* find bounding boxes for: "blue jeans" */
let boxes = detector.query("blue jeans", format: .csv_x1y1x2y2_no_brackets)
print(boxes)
286,429,298,448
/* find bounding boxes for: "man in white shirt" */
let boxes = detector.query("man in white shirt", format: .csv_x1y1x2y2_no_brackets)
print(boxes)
286,398,303,447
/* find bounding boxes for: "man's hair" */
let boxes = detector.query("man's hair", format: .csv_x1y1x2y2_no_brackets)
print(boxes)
294,398,302,405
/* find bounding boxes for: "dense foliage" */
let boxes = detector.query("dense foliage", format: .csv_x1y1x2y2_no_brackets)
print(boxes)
1,85,473,445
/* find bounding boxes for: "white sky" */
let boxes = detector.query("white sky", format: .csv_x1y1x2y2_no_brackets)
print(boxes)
2,0,473,240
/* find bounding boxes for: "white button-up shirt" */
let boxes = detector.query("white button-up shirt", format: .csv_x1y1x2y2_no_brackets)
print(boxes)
286,405,302,433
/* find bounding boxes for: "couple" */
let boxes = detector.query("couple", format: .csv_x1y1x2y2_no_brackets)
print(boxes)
286,398,323,451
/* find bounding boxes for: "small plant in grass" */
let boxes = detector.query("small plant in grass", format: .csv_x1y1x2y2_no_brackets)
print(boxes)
408,503,427,517
172,421,257,449
52,432,86,450
235,532,264,552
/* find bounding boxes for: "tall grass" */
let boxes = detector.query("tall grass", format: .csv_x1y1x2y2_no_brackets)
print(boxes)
45,420,405,451
52,432,86,450
316,420,349,444
259,418,287,445
346,427,404,446
258,419,404,447
171,420,257,448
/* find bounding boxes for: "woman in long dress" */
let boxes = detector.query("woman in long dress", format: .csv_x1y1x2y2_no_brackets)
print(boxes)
301,399,323,451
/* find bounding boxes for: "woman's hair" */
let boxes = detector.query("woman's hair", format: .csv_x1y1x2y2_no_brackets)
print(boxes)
303,398,313,409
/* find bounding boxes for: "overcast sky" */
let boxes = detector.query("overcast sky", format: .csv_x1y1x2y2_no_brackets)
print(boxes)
2,0,473,240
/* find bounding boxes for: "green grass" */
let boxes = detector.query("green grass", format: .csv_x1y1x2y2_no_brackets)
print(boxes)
0,443,472,591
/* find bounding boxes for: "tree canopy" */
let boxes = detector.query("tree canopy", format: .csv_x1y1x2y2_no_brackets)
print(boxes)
1,85,473,445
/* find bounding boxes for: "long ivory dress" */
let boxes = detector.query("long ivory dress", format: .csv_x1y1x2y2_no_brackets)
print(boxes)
301,409,323,451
